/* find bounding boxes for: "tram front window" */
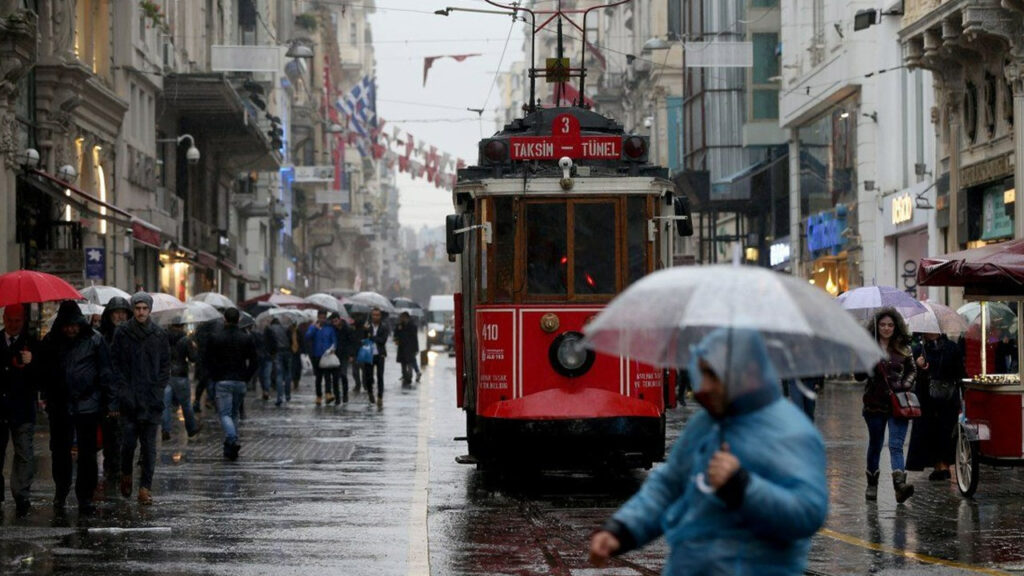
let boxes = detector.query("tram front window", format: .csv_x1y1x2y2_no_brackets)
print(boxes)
526,203,568,295
574,203,615,294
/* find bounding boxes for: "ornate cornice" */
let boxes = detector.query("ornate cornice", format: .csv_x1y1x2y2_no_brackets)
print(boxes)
0,9,38,104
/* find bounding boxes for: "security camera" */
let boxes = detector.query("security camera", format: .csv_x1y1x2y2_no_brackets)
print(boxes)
186,146,200,164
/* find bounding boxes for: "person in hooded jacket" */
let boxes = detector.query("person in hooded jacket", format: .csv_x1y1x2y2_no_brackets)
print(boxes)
110,292,169,505
589,328,828,575
305,310,338,407
97,296,131,494
40,301,116,515
393,312,420,387
163,322,200,440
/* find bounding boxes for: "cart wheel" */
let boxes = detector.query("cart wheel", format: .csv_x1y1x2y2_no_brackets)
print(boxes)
956,423,980,498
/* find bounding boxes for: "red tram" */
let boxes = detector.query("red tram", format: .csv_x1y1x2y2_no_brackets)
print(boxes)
446,105,691,468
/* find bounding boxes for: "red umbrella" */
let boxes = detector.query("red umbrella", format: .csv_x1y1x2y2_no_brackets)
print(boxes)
0,270,83,307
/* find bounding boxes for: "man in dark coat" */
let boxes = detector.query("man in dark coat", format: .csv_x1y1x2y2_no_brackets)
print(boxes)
163,322,200,440
361,308,390,407
97,296,130,494
41,301,116,515
110,292,169,505
330,313,354,404
264,318,292,406
0,305,36,516
393,312,420,387
206,308,258,460
192,317,222,414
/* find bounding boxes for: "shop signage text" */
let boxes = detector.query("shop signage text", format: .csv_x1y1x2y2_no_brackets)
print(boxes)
806,212,845,254
85,247,105,282
960,154,1011,189
892,194,913,225
770,241,791,267
508,114,622,160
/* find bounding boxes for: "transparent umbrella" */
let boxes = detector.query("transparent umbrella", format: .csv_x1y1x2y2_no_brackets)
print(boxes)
348,291,397,315
836,286,928,323
583,265,884,378
78,285,130,306
907,301,969,337
148,292,187,315
153,301,224,326
190,292,235,309
305,293,345,315
255,307,307,328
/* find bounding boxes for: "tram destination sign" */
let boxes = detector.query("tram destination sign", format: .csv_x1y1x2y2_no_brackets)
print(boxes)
509,113,622,160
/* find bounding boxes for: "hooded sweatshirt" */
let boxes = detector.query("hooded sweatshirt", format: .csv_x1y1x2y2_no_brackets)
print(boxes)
606,328,827,576
110,313,169,423
99,296,132,344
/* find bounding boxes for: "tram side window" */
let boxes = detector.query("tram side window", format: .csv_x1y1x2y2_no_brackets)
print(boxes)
526,203,568,295
626,197,648,286
493,197,515,302
574,203,616,294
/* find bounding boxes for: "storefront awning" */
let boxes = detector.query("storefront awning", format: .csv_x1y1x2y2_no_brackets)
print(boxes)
23,170,163,240
918,239,1024,297
196,250,219,269
220,258,245,278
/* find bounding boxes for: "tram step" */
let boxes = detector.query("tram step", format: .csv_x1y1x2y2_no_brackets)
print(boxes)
455,454,479,465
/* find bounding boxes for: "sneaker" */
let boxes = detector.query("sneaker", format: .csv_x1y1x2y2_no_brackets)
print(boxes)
120,474,133,498
376,396,383,409
262,392,270,401
315,396,322,407
137,488,153,505
416,373,422,383
325,393,335,404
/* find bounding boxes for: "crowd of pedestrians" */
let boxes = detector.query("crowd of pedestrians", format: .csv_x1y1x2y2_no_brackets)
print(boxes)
0,292,421,517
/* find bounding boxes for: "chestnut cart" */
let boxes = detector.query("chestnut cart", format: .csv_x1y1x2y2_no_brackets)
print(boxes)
919,240,1024,497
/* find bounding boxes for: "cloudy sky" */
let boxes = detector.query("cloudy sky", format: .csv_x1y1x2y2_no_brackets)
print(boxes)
368,1,527,230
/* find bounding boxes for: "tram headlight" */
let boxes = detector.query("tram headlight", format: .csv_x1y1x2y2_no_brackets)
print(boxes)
548,331,596,378
428,328,438,338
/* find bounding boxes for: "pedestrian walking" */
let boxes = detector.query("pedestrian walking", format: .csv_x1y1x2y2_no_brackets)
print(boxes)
330,313,354,404
858,307,918,503
0,305,36,516
97,296,131,492
192,317,221,414
305,310,338,407
348,315,364,395
393,311,420,386
163,322,200,440
40,301,116,515
264,318,292,406
782,376,821,421
110,292,170,506
205,308,258,460
361,308,390,407
589,328,827,574
254,323,271,401
907,332,964,481
289,322,303,391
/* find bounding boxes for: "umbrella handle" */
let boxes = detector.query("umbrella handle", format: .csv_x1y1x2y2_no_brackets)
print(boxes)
695,472,715,495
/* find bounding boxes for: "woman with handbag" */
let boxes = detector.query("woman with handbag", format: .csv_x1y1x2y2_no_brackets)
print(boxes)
857,307,918,503
907,333,964,481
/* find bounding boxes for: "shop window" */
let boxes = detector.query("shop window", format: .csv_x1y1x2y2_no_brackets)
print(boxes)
573,203,615,295
667,97,683,174
526,203,567,295
667,0,682,40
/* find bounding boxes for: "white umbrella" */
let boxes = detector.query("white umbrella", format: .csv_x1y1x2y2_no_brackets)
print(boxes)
45,302,105,329
154,301,224,326
190,292,235,309
80,285,131,306
583,265,885,378
836,286,928,322
148,292,187,314
907,301,969,337
305,293,341,313
255,307,307,328
349,291,396,314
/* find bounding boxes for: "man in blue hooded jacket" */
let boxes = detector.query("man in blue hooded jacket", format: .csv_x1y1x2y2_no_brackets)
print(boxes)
590,328,828,575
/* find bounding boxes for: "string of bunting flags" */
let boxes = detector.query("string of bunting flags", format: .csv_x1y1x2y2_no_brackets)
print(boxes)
333,75,463,191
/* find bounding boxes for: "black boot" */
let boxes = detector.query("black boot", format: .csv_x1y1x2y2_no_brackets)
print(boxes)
865,470,879,501
892,470,914,503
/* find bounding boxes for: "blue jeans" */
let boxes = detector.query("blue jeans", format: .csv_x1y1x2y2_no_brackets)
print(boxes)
259,358,272,394
164,376,199,435
214,380,247,445
272,354,290,403
864,412,910,472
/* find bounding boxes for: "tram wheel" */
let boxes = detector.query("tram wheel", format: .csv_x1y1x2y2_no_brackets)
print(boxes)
956,423,980,498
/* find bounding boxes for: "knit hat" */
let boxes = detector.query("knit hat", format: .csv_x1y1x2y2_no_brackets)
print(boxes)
130,291,154,309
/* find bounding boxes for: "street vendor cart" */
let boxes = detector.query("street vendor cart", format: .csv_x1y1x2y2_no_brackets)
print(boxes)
919,239,1024,497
